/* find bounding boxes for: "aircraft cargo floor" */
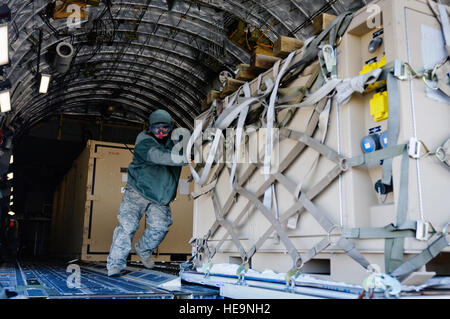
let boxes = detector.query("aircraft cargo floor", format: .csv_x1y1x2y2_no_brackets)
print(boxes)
0,261,220,299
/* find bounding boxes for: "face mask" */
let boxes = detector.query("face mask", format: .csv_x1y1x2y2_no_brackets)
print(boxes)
150,123,172,140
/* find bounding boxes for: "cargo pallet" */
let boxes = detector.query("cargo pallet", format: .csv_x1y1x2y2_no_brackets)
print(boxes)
189,0,450,291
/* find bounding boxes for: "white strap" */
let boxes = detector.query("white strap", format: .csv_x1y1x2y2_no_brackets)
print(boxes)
228,78,276,190
293,97,332,200
275,68,383,110
188,127,222,185
263,51,296,209
229,83,252,190
335,68,383,105
189,74,275,186
215,96,257,130
438,3,450,54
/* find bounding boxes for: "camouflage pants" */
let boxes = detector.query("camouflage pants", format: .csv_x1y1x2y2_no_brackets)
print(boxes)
107,184,173,271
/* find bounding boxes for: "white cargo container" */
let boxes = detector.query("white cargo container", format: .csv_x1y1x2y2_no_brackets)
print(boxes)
191,0,450,285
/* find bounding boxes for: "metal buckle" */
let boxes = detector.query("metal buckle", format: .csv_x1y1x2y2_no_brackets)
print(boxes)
322,45,336,74
394,60,409,81
319,44,337,82
416,220,430,242
435,146,447,163
202,259,213,279
236,259,249,286
408,137,430,159
339,157,349,172
285,258,303,293
295,256,304,270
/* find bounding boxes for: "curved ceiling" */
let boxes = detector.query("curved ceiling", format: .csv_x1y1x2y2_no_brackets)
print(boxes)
3,0,370,135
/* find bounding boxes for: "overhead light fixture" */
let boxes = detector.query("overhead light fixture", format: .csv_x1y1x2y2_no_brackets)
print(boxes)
7,172,13,180
9,201,13,206
8,211,14,216
0,23,8,66
39,74,51,94
0,4,10,67
10,195,13,200
0,79,11,113
9,154,13,164
0,89,10,113
0,24,8,66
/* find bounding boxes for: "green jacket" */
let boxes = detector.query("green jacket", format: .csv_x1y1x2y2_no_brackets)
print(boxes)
128,131,185,205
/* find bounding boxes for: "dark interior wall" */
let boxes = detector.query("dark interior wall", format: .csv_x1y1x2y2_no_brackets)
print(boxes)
28,116,144,144
9,116,142,258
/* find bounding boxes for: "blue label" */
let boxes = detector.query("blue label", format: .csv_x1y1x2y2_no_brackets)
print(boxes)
361,136,377,153
379,131,388,148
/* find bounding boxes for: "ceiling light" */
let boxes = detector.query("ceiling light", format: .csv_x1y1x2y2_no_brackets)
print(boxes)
0,89,10,112
9,154,13,164
7,172,13,180
0,24,8,66
8,211,14,216
39,74,51,94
